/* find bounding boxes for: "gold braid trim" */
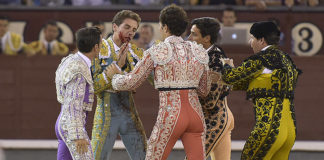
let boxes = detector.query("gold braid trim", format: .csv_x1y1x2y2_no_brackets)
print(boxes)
91,93,111,160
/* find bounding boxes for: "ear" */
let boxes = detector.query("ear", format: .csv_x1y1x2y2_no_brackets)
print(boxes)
203,35,211,44
261,37,267,45
96,43,101,51
112,23,118,33
163,24,169,34
92,43,99,52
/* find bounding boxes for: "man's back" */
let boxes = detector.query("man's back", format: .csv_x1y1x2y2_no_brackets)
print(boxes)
149,36,209,90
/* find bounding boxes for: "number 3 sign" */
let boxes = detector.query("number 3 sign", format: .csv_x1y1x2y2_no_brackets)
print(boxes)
292,22,323,56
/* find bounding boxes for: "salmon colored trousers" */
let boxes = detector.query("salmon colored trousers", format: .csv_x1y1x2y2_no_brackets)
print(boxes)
146,90,206,160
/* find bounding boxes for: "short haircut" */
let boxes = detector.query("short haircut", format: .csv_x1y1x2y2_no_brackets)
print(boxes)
159,4,188,36
250,21,280,45
112,10,141,27
264,33,280,45
93,21,104,26
223,7,235,15
191,17,221,44
44,20,58,29
76,27,101,53
140,23,154,34
268,18,280,27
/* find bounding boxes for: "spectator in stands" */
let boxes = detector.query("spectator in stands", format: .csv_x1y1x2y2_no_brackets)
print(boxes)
190,0,243,5
110,0,134,4
35,0,65,6
245,0,270,9
92,21,105,33
0,16,34,56
297,0,319,6
160,0,185,5
135,23,155,50
0,0,21,5
70,0,107,5
134,0,158,5
308,0,319,6
92,21,106,38
222,7,237,27
244,0,307,9
28,20,69,56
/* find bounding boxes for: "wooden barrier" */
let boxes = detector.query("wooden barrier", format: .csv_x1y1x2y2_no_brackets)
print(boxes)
1,6,323,140
0,53,323,140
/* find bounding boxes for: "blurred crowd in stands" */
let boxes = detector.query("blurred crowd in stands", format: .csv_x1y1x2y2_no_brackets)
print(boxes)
0,16,69,56
0,5,287,56
0,0,323,7
0,14,160,56
0,0,320,56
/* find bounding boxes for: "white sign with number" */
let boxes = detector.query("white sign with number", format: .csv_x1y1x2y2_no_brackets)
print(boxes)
292,22,323,56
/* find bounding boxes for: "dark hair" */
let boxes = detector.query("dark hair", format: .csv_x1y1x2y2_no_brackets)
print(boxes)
268,18,280,27
140,23,154,34
223,7,235,14
112,10,141,27
93,21,104,26
44,20,58,29
159,4,188,36
191,17,221,44
76,27,101,53
263,33,280,45
0,16,9,21
250,21,280,45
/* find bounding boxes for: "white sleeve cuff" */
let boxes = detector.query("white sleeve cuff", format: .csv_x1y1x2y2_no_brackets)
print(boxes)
102,72,109,83
112,74,121,90
262,68,273,74
112,61,122,72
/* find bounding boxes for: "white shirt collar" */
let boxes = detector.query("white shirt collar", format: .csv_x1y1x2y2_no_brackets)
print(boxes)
206,44,214,52
261,45,271,51
77,52,92,68
164,35,173,42
164,35,183,43
109,37,120,54
43,40,56,49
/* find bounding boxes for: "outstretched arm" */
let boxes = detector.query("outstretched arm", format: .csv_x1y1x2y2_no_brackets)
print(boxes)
222,59,264,91
112,51,154,91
